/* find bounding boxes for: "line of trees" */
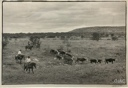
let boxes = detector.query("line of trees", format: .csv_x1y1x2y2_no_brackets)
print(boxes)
3,32,125,41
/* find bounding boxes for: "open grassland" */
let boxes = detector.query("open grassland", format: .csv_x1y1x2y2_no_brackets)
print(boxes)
2,38,126,85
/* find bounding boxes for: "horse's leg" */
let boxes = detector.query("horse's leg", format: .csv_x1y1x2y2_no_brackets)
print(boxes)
28,68,30,73
32,68,34,74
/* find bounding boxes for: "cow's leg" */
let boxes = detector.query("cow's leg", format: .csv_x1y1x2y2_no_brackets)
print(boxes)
112,61,113,64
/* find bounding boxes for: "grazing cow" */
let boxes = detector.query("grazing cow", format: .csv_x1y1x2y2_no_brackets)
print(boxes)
25,45,33,50
97,59,102,63
76,58,86,63
54,55,63,60
58,50,66,55
90,59,97,63
15,55,25,64
50,49,59,55
24,62,36,74
63,55,73,65
105,58,115,64
65,53,72,57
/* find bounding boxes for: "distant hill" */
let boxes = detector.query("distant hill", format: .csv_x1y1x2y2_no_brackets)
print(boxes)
69,26,126,33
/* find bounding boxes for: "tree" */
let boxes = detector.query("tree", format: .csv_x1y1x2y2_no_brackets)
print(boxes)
3,37,9,49
92,32,100,41
29,36,41,48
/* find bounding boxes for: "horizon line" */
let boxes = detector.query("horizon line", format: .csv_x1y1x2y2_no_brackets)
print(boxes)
3,25,126,34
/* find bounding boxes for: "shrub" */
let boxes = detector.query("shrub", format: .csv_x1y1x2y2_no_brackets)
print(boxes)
3,37,9,48
112,36,118,41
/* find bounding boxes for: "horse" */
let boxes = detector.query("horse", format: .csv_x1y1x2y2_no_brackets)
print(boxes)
15,55,25,64
24,62,36,74
25,45,33,50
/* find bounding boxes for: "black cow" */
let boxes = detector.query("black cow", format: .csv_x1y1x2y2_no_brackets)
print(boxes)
105,58,115,64
50,49,59,55
54,55,63,60
25,45,33,50
57,49,66,55
90,59,97,63
97,59,102,63
63,55,73,65
76,58,86,63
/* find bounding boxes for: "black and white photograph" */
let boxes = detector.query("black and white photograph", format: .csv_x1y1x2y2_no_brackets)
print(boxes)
2,2,126,85
2,0,126,2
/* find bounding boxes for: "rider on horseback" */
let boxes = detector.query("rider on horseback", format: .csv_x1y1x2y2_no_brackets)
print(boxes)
25,56,32,65
17,49,22,57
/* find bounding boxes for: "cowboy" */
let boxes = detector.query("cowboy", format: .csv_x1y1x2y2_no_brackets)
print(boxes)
16,50,22,57
25,56,32,65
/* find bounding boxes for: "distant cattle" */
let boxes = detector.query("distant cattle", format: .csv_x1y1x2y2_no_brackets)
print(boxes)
50,49,59,55
105,58,115,64
76,58,86,63
97,59,102,63
90,59,97,63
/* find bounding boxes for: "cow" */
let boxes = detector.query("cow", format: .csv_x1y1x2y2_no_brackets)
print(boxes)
105,58,115,64
63,55,73,65
75,58,86,63
65,53,72,57
25,45,33,50
50,49,59,55
90,59,97,63
54,55,63,60
57,49,66,55
97,59,102,63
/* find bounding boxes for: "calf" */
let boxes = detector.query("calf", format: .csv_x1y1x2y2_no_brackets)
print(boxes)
105,58,115,64
76,58,86,63
90,59,97,63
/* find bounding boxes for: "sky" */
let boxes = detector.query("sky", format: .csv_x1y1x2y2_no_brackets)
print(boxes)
3,2,125,33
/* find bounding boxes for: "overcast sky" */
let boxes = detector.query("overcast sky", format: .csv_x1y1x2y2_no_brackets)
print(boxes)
3,2,125,33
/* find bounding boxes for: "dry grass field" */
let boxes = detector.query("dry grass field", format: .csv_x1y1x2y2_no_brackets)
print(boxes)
2,38,126,85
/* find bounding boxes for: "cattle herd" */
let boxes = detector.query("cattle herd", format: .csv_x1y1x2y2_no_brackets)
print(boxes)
50,49,116,65
14,47,116,74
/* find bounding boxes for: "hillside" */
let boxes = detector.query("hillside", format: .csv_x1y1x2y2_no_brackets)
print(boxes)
69,26,126,33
